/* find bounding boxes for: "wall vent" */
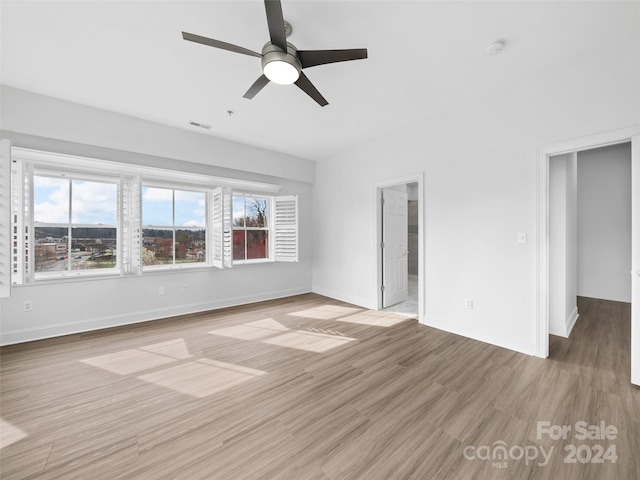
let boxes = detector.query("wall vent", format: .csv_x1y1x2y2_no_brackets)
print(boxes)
189,121,212,130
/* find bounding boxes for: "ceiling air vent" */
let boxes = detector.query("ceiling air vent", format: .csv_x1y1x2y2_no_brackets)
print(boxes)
189,120,212,130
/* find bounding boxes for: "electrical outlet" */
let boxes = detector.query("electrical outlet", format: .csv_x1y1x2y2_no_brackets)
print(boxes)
158,286,166,296
465,298,473,310
182,284,189,293
23,300,33,312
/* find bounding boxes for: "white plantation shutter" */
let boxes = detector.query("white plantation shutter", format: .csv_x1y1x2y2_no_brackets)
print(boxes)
222,188,233,268
10,157,33,285
273,195,298,262
211,187,223,269
0,140,11,296
121,175,141,274
211,187,233,269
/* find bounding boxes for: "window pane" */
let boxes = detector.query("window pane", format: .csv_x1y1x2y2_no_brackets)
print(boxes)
142,228,174,265
72,180,117,224
246,198,268,228
72,227,117,270
233,230,246,260
247,230,268,259
175,190,205,227
34,176,69,224
176,229,206,263
142,187,173,226
34,227,68,272
232,195,246,227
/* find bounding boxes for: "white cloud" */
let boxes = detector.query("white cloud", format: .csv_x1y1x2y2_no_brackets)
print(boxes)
143,187,173,201
176,190,205,203
34,179,117,224
71,181,117,224
34,201,69,223
34,176,67,188
181,220,205,227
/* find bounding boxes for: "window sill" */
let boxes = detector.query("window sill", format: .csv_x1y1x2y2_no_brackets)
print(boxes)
28,269,122,286
142,263,212,273
233,259,274,266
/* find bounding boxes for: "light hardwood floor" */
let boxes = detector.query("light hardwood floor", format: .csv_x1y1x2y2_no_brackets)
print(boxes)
1,294,638,479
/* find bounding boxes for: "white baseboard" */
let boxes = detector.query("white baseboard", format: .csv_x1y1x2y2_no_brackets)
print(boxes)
565,306,579,337
549,306,579,338
0,287,311,345
424,315,537,356
311,286,376,310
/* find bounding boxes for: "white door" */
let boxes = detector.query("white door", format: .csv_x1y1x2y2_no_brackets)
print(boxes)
632,135,640,386
382,188,409,307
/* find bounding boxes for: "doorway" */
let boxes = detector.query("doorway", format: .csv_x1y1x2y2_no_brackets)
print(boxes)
537,127,640,386
375,174,424,319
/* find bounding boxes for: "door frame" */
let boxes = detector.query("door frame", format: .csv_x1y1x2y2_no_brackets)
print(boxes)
375,173,424,321
536,126,640,385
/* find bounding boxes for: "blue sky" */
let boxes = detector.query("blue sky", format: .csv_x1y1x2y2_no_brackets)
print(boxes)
33,177,205,227
142,187,205,227
34,176,117,224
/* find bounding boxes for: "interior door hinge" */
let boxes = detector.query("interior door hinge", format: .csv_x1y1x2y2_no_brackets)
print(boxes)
380,241,385,248
380,197,385,205
381,285,385,292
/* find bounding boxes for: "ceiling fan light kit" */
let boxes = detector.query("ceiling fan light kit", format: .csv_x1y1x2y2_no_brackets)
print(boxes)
261,42,301,85
182,0,368,106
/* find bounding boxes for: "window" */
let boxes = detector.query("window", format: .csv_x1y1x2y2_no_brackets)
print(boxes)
142,187,206,267
232,194,269,262
33,174,118,275
9,147,298,285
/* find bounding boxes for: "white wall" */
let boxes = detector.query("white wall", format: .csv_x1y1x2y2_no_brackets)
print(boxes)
0,88,314,345
1,86,314,184
549,153,578,337
312,42,640,355
577,143,632,303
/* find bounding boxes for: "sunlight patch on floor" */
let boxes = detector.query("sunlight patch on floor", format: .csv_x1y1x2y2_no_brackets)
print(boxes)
80,348,177,375
287,305,362,320
263,330,356,353
80,338,267,399
137,359,266,398
0,418,27,449
336,311,411,327
139,338,194,359
209,318,357,353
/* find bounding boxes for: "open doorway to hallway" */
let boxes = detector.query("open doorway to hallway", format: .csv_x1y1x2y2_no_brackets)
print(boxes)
549,144,633,383
540,129,639,386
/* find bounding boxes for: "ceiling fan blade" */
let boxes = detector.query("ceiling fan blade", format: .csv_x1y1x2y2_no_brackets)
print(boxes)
297,49,368,69
182,32,262,58
295,72,328,107
264,0,287,51
243,74,270,99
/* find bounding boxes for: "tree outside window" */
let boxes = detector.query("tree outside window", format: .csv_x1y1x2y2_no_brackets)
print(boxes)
232,195,269,261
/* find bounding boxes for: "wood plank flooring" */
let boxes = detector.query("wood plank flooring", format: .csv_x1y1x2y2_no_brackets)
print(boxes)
1,294,638,479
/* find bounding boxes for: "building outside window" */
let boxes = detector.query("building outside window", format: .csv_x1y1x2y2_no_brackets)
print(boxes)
33,175,118,275
142,186,206,267
8,147,298,285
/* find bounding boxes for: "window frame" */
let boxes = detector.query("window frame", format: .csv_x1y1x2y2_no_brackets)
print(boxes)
9,147,296,286
232,192,272,265
140,182,209,271
31,168,121,280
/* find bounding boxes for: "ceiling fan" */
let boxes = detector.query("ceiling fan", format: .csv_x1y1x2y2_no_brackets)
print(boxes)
182,0,368,107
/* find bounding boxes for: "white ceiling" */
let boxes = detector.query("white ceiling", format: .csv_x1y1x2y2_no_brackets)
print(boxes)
1,1,637,161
